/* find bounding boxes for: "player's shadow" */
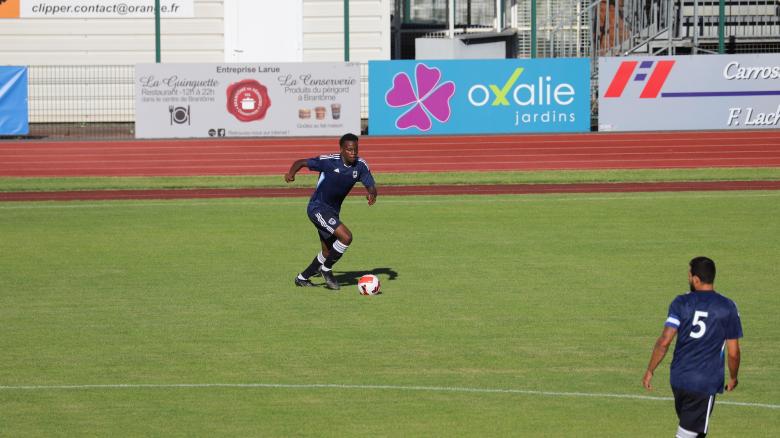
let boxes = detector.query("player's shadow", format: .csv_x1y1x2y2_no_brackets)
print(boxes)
334,268,398,286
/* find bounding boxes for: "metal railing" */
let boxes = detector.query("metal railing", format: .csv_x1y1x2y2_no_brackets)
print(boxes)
27,65,135,139
591,0,780,56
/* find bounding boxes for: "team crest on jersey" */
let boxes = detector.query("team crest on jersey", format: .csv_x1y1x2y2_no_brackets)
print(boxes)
328,218,337,225
334,168,340,173
353,170,358,179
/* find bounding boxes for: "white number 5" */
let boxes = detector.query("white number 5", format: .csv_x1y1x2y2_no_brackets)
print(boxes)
690,311,708,339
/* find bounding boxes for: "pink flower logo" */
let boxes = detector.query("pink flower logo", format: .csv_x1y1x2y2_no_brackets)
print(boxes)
385,63,456,131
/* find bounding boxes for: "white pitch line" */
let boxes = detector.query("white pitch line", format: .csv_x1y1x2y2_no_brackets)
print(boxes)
0,382,777,409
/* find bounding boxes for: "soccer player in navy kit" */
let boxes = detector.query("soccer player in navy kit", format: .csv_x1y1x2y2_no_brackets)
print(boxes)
643,257,742,438
284,133,377,290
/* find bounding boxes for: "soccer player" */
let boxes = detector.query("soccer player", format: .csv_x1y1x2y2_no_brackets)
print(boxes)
284,133,377,290
643,257,742,438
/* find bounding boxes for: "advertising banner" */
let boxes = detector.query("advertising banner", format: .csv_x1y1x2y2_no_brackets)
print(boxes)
135,63,361,139
0,66,29,136
368,58,591,135
599,54,780,131
0,1,194,19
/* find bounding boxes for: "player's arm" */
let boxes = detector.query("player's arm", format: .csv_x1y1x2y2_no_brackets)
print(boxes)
360,165,377,205
725,338,740,391
366,185,377,206
285,159,309,183
643,326,677,390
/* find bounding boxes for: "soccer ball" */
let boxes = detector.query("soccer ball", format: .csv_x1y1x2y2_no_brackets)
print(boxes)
357,274,381,296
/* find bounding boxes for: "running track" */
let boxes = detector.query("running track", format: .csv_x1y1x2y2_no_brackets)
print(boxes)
2,131,780,177
1,131,779,200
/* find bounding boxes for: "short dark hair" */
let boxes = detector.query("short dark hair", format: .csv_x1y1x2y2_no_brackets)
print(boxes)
339,133,359,147
690,256,716,284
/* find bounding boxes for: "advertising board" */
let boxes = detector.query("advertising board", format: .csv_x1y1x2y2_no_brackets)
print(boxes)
599,54,780,131
369,59,591,135
135,63,361,138
0,66,29,136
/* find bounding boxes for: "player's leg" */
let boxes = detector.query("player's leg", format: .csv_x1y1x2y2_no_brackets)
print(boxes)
675,426,699,438
321,237,332,258
296,234,335,286
303,203,348,290
319,223,352,289
323,223,352,269
313,237,333,275
295,250,322,287
295,204,339,287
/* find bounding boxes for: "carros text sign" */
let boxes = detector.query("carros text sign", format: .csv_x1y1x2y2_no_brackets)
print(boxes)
135,63,361,138
599,54,780,131
368,59,591,135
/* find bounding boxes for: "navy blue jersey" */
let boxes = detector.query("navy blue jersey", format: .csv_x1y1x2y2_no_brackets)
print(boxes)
306,153,375,212
665,291,742,395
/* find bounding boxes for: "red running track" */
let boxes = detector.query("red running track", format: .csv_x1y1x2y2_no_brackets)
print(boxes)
1,130,780,177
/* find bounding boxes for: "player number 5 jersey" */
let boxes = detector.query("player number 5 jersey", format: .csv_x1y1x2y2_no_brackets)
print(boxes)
665,291,743,395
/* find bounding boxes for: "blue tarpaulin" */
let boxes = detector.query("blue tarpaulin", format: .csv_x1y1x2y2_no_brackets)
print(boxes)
0,66,29,135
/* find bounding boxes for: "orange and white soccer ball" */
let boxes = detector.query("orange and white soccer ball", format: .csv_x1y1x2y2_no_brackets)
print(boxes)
357,274,381,296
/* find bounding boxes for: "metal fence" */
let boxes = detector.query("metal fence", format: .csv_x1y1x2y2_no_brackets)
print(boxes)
27,65,135,139
515,0,593,58
590,0,780,56
403,0,497,26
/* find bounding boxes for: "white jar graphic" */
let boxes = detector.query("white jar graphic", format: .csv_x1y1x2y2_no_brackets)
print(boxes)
241,96,257,111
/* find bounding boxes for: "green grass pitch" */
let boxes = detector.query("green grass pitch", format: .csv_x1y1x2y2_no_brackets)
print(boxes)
1,191,779,436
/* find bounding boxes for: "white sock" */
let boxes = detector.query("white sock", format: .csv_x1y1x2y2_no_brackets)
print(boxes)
332,240,349,254
676,426,698,438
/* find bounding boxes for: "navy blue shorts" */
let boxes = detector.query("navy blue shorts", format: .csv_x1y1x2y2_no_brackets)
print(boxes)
307,202,341,239
673,387,716,434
